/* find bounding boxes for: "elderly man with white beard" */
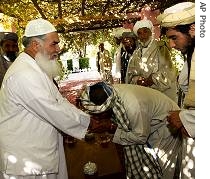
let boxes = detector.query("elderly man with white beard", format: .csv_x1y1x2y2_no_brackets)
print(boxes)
0,18,90,179
126,19,178,102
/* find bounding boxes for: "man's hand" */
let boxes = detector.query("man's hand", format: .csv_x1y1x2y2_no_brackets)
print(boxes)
137,75,153,87
167,110,190,137
167,110,183,129
144,74,154,86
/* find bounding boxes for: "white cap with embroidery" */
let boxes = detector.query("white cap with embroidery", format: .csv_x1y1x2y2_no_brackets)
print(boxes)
111,28,131,38
24,18,57,37
157,2,195,27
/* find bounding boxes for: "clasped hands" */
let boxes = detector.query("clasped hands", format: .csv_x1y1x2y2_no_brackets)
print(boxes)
136,75,153,87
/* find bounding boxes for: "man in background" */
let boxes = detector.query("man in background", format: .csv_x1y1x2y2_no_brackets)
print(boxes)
126,19,177,102
0,32,19,87
0,18,90,179
97,42,113,84
115,31,138,83
157,2,195,178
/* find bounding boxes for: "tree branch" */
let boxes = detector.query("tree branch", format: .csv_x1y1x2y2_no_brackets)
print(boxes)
31,0,47,19
102,0,111,15
57,0,62,18
81,0,86,16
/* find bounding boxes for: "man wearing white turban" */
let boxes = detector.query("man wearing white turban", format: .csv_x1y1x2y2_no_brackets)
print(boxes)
126,19,178,102
0,18,90,179
157,2,195,179
114,31,138,83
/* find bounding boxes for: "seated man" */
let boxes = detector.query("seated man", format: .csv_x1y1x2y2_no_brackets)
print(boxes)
79,82,182,179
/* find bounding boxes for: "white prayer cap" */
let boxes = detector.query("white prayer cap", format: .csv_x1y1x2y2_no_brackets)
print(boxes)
111,28,131,38
157,2,195,27
133,19,153,36
24,18,57,37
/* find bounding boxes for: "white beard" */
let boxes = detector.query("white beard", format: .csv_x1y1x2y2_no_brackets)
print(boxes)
140,36,153,48
35,51,62,80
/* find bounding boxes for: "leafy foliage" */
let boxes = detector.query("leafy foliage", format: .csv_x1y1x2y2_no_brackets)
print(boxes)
0,0,194,55
170,49,184,73
79,57,89,69
67,59,73,71
1,0,195,32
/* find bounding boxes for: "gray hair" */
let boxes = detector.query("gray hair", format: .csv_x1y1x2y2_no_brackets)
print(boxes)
22,34,46,48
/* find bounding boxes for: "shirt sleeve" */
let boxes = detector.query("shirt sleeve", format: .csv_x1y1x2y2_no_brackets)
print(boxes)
115,46,122,79
7,71,90,140
151,44,177,92
112,103,151,145
179,109,195,138
125,48,141,84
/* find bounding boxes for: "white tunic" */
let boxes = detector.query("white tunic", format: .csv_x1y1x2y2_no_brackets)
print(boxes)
0,52,90,177
178,51,195,179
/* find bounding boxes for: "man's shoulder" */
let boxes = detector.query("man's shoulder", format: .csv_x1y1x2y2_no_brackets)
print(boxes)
155,40,171,55
155,39,167,47
0,55,9,69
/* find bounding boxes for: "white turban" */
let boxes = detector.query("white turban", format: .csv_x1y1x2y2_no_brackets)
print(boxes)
111,28,131,38
133,19,153,36
157,2,195,27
